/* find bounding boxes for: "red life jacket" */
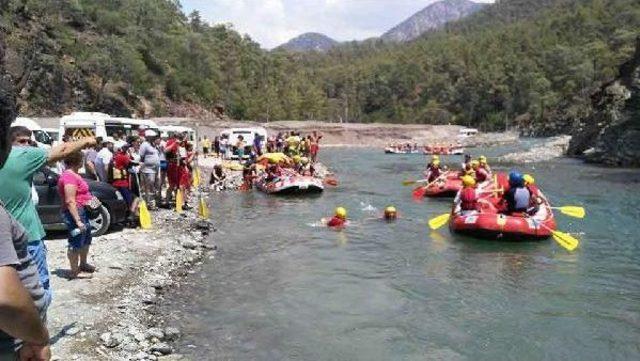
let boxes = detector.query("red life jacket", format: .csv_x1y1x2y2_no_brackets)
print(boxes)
327,217,346,228
460,188,478,211
475,168,488,183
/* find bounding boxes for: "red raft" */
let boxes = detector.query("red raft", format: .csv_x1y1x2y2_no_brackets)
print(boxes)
424,171,463,198
449,173,557,241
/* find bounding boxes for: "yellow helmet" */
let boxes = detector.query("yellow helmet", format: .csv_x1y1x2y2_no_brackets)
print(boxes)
461,175,476,187
385,206,397,214
300,157,309,164
471,160,480,169
523,174,535,185
432,155,440,161
293,155,302,163
479,155,487,163
433,160,440,166
335,207,347,219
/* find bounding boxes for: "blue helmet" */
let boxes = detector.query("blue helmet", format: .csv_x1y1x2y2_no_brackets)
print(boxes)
509,171,524,187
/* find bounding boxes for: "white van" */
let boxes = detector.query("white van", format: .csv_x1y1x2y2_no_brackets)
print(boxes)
458,128,479,138
13,117,53,149
59,112,110,142
159,125,196,143
106,118,160,139
59,112,161,142
42,128,60,146
220,127,267,158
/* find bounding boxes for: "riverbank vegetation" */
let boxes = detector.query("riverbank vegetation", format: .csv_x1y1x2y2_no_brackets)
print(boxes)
1,0,638,130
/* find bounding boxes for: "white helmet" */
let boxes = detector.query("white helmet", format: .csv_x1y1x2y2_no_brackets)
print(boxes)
144,129,158,137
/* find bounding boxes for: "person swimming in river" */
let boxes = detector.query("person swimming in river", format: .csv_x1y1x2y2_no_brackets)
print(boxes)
325,207,348,228
383,206,398,221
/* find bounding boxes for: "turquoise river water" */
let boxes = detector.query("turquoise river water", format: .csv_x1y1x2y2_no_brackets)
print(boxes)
165,145,640,361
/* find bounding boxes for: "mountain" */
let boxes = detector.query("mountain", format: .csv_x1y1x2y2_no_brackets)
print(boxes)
382,0,488,42
277,33,339,52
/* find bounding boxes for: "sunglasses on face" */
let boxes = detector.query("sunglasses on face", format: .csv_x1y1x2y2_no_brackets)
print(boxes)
16,138,31,145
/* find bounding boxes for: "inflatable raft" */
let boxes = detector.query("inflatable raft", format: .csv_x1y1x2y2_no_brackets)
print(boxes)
384,147,420,154
449,174,556,241
423,146,465,155
424,171,463,198
256,174,324,195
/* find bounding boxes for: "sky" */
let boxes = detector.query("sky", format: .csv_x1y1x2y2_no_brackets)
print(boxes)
180,0,495,49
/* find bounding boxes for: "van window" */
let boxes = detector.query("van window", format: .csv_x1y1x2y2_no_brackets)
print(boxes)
33,130,53,145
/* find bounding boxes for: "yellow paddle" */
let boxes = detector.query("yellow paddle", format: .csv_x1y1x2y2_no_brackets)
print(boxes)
428,213,451,230
550,206,585,219
193,167,202,188
403,179,427,186
134,173,152,229
139,200,152,229
198,194,209,219
530,218,580,251
176,189,184,214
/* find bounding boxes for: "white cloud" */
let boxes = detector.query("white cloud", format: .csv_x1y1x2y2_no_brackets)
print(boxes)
181,0,495,49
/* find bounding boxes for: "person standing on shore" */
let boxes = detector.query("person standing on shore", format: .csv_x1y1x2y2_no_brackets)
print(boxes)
309,131,322,163
139,131,160,208
57,151,96,279
0,74,51,361
0,125,96,308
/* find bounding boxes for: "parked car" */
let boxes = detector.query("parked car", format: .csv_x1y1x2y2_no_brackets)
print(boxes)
34,168,128,237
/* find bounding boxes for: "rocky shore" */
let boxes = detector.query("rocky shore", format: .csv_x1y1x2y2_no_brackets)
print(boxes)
498,136,572,164
46,207,215,361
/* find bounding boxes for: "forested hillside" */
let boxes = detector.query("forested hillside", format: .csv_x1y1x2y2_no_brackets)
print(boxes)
1,0,639,131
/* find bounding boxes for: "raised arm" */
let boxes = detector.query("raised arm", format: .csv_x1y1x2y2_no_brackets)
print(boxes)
48,137,96,164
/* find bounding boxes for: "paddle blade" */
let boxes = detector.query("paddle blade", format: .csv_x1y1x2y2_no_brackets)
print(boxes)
198,198,209,219
176,189,184,213
559,206,585,219
403,180,416,186
139,201,152,229
324,177,338,186
413,186,427,199
552,230,579,251
193,168,201,188
428,213,451,230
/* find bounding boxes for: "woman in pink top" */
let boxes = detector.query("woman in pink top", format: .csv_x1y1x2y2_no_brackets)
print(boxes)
57,151,94,279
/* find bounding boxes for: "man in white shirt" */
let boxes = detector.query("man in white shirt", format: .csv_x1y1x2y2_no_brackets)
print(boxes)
95,138,114,182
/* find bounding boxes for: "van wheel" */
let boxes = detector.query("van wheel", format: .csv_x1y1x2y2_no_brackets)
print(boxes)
89,205,111,237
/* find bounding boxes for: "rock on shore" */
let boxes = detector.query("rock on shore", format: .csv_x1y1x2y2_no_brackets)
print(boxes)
498,136,571,164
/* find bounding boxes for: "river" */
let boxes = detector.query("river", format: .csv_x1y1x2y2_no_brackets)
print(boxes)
165,146,640,360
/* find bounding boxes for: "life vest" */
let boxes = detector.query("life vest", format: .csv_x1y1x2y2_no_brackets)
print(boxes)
475,168,488,183
327,217,346,228
460,187,477,211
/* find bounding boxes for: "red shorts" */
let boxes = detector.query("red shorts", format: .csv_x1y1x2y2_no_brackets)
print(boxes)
168,162,180,188
310,144,319,155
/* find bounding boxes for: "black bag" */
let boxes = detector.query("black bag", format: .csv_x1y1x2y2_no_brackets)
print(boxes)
84,196,102,218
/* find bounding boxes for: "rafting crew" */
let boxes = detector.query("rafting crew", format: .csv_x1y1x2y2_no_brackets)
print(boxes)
454,175,479,214
424,155,443,183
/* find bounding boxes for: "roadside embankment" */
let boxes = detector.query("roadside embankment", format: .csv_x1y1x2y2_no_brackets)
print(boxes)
498,136,572,163
46,208,215,361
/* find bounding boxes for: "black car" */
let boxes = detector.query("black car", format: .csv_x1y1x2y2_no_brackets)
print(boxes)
34,168,128,237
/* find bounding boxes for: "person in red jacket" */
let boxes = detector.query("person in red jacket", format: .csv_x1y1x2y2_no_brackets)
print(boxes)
164,133,182,203
424,156,442,183
326,207,348,228
472,160,489,183
454,176,478,213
